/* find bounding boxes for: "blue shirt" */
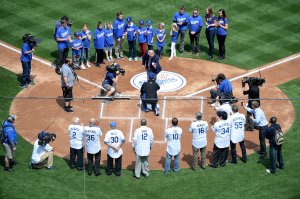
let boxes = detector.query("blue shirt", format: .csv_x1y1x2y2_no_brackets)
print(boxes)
138,26,147,43
125,23,137,41
218,79,232,94
217,17,228,35
81,29,91,48
188,15,203,33
105,29,114,47
156,29,166,47
2,120,17,145
173,12,189,31
20,43,32,62
206,15,216,30
171,30,178,43
113,18,125,39
71,38,82,55
55,26,71,49
94,28,105,49
146,26,155,45
244,107,268,127
103,72,116,86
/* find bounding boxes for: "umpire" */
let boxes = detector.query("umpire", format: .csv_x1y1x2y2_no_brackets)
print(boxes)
61,59,76,113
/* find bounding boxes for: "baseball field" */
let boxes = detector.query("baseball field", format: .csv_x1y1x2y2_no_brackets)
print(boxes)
1,0,300,198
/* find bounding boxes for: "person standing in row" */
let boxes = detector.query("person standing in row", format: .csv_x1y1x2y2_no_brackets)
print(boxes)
188,8,203,55
80,23,92,68
94,22,105,67
71,32,84,70
164,117,183,173
205,7,216,59
104,22,114,62
125,16,138,62
146,20,155,50
216,9,228,60
104,121,125,176
169,23,179,60
113,12,126,59
209,111,231,168
68,116,84,171
156,23,166,57
84,118,102,176
137,20,147,60
132,119,154,179
189,112,208,170
173,5,189,54
229,105,247,164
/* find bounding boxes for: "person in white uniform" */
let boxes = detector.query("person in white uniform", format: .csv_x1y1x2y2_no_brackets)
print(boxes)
163,117,183,173
132,119,154,179
84,118,102,176
189,112,208,170
104,121,125,176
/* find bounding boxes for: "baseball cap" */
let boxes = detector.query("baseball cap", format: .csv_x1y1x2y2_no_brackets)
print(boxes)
216,111,223,118
110,121,117,127
127,16,132,22
148,72,155,80
195,112,202,118
7,114,17,122
146,20,152,25
74,32,80,37
139,20,144,25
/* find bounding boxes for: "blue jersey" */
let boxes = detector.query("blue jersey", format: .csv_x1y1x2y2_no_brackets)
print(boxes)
72,38,83,55
156,29,166,47
94,28,105,49
103,72,116,86
20,43,32,62
188,15,203,33
218,79,232,94
113,18,125,39
55,26,71,49
206,15,216,30
173,12,189,31
81,29,92,48
171,30,178,43
2,120,17,145
146,26,155,45
217,17,228,36
125,23,137,41
105,29,114,47
138,26,147,44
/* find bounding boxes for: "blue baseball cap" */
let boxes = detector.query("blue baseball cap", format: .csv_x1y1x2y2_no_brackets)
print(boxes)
127,16,132,22
74,32,80,37
110,121,117,127
139,20,144,25
146,20,152,25
148,72,155,80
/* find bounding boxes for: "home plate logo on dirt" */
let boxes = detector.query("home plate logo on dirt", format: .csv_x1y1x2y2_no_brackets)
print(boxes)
130,71,186,92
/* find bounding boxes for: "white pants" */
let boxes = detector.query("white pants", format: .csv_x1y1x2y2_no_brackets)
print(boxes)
170,42,176,58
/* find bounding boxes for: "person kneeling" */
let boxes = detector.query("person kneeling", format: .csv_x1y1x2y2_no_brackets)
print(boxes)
30,132,56,170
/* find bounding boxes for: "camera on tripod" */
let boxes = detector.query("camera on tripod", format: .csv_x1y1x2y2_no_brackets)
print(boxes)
242,77,265,87
38,131,56,146
106,62,125,76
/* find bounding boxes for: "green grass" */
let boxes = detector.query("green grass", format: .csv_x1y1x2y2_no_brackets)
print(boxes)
0,0,299,69
1,67,300,198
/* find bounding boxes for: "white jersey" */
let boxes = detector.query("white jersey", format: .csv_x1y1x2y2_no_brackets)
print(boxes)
104,129,125,159
229,112,246,143
84,126,102,154
132,126,154,156
211,119,231,148
165,126,183,156
68,124,84,149
189,120,208,149
31,139,53,164
215,103,233,117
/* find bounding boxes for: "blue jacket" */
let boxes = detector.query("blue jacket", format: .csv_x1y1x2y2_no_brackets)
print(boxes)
113,18,125,39
2,120,17,145
55,26,71,49
105,29,114,47
146,26,155,45
94,28,105,49
218,79,232,94
138,26,147,43
173,12,189,31
142,53,162,74
71,38,82,55
188,15,203,33
125,23,137,41
20,43,32,62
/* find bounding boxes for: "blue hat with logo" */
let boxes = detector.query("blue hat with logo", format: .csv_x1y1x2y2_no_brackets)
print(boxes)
74,32,80,37
146,20,152,25
139,20,144,25
148,72,155,80
127,16,132,22
110,121,117,127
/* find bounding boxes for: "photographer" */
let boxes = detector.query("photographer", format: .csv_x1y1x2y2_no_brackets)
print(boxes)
210,73,232,107
61,59,76,113
30,132,56,170
242,77,263,131
20,33,35,88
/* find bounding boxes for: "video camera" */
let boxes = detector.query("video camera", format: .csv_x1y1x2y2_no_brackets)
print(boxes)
22,33,37,48
242,77,265,87
106,62,125,76
212,73,226,85
38,131,56,146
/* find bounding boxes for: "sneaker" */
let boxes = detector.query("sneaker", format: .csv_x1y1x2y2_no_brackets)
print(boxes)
155,111,160,116
128,57,132,62
55,68,61,75
95,63,100,67
240,158,247,163
229,160,237,164
132,174,140,179
266,169,271,174
200,165,206,170
210,103,216,107
4,167,13,172
20,84,28,88
64,107,74,113
80,64,86,70
142,108,150,112
209,55,213,59
46,166,55,170
168,57,173,60
107,57,111,61
173,168,180,173
208,164,217,168
86,62,92,68
110,56,113,61
134,57,138,61
116,55,121,59
139,57,143,61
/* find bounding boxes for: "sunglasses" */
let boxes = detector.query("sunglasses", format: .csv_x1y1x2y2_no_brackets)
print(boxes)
193,12,198,14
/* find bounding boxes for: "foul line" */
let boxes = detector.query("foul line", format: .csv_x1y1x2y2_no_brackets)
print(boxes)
185,54,300,97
